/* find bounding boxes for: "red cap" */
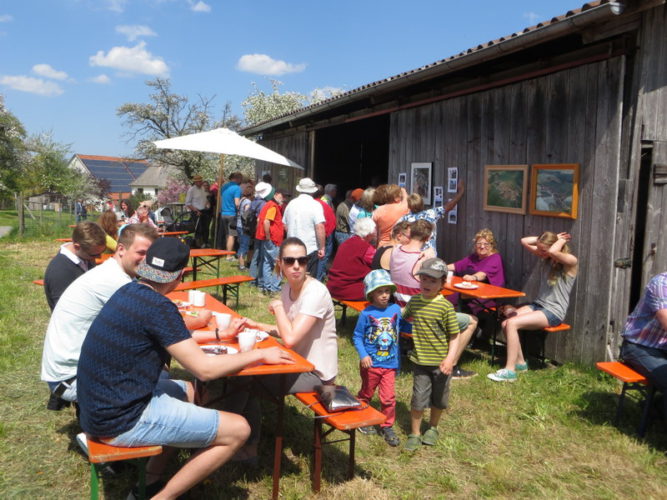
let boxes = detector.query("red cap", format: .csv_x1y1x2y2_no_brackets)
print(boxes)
350,188,364,201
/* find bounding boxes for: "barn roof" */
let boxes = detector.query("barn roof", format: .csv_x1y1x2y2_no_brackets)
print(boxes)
74,154,149,193
242,0,628,136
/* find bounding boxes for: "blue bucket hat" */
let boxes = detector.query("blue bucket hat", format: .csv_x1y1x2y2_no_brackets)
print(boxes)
363,269,396,301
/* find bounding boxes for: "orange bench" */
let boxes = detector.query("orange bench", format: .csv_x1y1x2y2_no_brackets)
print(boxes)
332,299,368,325
87,436,162,500
174,275,255,308
492,323,571,367
294,391,386,492
596,361,655,437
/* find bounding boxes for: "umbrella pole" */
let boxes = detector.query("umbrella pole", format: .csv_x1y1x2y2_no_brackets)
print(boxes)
213,154,225,249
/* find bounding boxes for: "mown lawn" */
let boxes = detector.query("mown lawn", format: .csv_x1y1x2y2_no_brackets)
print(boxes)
0,237,665,499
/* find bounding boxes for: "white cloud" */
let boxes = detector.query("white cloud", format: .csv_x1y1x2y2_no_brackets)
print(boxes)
116,24,157,42
89,42,169,77
189,1,211,13
523,12,541,25
106,0,128,13
0,14,13,22
0,75,63,96
32,64,69,81
90,74,111,84
237,54,306,76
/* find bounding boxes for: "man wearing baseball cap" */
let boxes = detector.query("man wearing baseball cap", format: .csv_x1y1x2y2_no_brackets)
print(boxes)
76,237,294,498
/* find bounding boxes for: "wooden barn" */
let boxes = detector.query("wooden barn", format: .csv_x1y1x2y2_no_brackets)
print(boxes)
242,0,667,365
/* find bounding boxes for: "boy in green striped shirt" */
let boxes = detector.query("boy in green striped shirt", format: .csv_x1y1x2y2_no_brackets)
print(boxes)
402,257,464,451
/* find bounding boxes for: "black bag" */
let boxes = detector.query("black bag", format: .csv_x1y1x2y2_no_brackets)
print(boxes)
241,206,257,236
315,385,361,412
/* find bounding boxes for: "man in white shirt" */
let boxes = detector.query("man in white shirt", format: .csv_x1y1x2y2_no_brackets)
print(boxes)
41,224,159,404
184,174,211,247
283,177,326,277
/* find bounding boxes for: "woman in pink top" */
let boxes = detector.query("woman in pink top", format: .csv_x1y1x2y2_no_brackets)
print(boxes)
389,220,433,307
372,184,409,247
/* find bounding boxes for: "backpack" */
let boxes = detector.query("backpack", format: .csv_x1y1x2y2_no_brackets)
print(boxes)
245,198,266,236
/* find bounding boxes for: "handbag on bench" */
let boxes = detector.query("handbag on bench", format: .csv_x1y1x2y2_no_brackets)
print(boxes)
315,385,362,412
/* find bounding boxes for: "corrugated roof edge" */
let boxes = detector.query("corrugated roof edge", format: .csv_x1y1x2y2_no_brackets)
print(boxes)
241,1,625,135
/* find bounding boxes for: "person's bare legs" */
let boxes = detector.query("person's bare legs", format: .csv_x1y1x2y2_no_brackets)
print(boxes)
454,315,478,363
502,307,549,371
226,235,235,255
429,407,444,428
153,411,250,500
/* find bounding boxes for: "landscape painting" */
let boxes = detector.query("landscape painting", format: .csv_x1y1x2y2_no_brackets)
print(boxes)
483,165,528,214
529,164,580,219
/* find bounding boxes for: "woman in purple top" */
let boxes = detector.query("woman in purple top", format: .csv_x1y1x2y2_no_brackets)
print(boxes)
447,228,505,314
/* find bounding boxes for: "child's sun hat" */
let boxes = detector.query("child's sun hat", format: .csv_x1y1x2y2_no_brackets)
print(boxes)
363,269,397,301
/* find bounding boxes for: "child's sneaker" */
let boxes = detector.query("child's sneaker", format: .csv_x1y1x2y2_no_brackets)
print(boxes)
514,362,528,372
487,368,518,382
421,426,439,446
381,426,400,447
358,425,377,435
404,434,422,451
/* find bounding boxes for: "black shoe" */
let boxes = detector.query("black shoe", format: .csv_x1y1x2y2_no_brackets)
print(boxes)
46,393,70,411
127,479,166,500
381,426,400,447
451,366,478,379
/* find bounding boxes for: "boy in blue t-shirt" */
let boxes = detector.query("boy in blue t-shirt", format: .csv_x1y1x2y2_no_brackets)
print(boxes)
353,269,402,447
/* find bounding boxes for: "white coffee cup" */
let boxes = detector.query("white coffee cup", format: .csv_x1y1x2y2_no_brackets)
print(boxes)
238,330,257,352
188,290,197,304
192,290,206,307
213,312,232,331
446,271,454,284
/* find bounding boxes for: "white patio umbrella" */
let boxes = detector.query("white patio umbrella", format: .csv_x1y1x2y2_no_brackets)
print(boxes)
152,127,303,169
153,127,303,246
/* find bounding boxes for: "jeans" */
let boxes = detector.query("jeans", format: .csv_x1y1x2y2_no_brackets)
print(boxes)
621,340,667,420
249,238,261,280
334,230,352,246
256,240,281,292
237,232,251,258
316,234,334,281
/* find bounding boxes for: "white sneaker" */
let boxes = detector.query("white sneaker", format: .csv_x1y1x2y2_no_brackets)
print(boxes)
76,432,89,455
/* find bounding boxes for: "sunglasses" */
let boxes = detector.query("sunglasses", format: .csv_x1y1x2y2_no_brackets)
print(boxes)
282,256,308,266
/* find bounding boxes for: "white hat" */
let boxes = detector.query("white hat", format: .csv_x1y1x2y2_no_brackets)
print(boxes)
254,182,273,199
295,177,318,194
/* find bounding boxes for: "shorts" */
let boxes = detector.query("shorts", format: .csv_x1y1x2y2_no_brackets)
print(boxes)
411,364,451,411
221,215,238,237
107,379,219,449
527,303,562,327
456,312,472,331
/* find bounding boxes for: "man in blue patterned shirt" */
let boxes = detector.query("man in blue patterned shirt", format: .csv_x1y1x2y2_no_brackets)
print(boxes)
620,272,667,424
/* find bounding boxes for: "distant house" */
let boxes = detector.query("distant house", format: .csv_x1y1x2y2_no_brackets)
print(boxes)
68,154,149,201
130,165,178,198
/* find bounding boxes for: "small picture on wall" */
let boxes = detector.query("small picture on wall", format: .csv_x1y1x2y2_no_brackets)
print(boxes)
483,165,528,215
448,167,458,181
411,162,432,205
433,186,443,208
447,206,458,224
448,178,458,193
529,164,580,219
398,172,407,188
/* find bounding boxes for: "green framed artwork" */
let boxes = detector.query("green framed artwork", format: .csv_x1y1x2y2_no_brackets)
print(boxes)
483,164,528,214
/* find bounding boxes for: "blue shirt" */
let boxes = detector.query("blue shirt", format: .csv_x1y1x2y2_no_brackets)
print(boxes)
352,303,402,369
622,272,667,350
77,282,191,437
221,181,241,216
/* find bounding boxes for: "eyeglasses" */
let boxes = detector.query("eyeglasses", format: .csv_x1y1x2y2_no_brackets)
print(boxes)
476,243,490,248
282,256,308,266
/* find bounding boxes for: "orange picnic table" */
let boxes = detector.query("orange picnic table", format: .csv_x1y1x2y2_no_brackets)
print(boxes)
188,248,235,280
167,291,313,499
442,276,526,300
160,230,189,237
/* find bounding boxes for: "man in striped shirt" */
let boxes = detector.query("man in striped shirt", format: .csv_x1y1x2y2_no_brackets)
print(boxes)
620,272,667,425
402,257,465,451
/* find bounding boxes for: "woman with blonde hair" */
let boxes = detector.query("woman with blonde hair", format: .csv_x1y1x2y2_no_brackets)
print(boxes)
98,210,120,253
488,231,577,382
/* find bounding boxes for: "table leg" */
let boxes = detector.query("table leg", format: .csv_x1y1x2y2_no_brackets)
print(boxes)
192,257,198,281
313,419,322,492
271,375,286,500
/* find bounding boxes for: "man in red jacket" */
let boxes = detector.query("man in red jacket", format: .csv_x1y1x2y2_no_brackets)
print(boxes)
254,189,286,295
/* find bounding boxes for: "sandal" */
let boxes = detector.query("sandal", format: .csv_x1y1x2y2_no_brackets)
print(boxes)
381,426,400,447
404,434,422,451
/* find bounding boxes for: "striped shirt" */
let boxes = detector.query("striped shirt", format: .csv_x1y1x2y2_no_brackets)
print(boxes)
622,272,667,350
404,294,460,366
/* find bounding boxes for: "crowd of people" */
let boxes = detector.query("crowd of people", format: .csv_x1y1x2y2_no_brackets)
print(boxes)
38,172,667,498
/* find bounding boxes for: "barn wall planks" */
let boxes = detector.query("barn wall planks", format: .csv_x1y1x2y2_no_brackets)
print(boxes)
388,57,625,364
256,132,309,191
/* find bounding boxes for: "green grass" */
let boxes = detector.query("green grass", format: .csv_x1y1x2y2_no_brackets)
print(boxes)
0,209,80,239
0,237,666,499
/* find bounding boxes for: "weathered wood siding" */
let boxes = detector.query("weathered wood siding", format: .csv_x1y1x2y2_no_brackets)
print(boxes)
388,57,625,364
256,132,309,192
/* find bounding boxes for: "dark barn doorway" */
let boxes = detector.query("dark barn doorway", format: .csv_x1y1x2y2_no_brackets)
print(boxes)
313,115,389,200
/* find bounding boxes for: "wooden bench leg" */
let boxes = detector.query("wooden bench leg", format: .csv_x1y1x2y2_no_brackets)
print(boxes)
348,429,355,480
313,419,323,493
615,383,629,425
638,386,656,438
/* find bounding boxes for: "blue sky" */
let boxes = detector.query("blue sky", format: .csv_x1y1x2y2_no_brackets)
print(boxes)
1,0,582,157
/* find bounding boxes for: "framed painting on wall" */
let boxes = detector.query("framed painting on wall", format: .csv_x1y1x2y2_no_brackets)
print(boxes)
411,162,432,205
483,164,528,214
529,164,580,219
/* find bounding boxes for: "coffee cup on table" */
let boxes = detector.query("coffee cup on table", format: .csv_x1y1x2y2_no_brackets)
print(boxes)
213,312,232,331
238,330,257,352
446,271,454,284
192,290,206,307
